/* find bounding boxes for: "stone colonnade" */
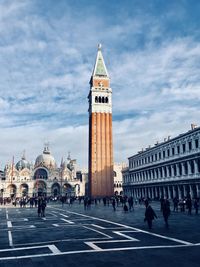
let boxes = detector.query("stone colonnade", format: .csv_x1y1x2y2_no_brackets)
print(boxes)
124,183,200,200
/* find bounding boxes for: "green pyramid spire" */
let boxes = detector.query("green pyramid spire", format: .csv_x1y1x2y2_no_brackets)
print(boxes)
92,44,109,77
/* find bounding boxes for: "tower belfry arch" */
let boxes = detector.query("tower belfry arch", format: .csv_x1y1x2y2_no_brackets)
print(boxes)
88,44,114,197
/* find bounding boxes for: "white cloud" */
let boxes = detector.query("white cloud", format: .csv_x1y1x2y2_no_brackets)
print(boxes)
0,1,200,170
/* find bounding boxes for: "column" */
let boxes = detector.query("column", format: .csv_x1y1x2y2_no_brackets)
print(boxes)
178,185,181,199
145,187,148,198
189,185,194,198
171,165,175,177
158,168,162,179
176,164,180,176
167,186,171,199
162,167,165,179
187,161,192,175
159,187,162,198
166,166,169,178
172,185,176,198
196,185,199,198
194,159,198,174
150,170,153,181
181,162,185,176
183,185,186,197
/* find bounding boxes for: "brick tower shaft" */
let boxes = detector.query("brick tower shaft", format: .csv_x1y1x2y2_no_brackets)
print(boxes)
88,44,114,198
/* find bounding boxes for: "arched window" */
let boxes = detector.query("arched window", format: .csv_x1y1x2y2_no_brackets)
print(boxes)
95,96,98,103
102,97,105,103
34,168,48,180
99,97,101,103
105,97,108,103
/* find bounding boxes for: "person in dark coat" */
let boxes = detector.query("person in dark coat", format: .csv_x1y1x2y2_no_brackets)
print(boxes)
144,200,157,229
41,197,47,217
37,197,42,217
162,199,171,228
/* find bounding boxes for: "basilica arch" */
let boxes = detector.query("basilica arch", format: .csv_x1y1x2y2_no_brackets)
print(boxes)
34,168,48,180
34,180,47,196
63,183,74,196
20,183,29,197
7,184,17,198
51,183,61,197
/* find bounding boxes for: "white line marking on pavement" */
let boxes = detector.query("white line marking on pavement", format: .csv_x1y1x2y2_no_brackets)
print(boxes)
48,245,61,254
52,224,59,227
83,226,112,239
42,218,47,220
91,224,106,229
8,231,13,247
13,237,110,247
0,243,199,261
59,213,69,218
61,218,74,224
23,218,28,221
113,231,140,241
7,221,12,228
50,207,193,245
0,245,50,252
30,225,36,228
85,242,102,251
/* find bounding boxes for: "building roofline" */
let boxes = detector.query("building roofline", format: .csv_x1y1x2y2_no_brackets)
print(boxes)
128,125,200,160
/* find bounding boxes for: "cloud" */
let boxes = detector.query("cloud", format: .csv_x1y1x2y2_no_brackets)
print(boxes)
0,0,200,169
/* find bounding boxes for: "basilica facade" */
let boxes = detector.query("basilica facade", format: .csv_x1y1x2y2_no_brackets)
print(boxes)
0,145,87,198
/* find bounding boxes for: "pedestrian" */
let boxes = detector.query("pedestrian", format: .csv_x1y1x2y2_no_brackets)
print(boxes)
128,196,134,211
37,197,42,217
186,197,192,215
162,199,171,228
112,198,116,211
123,203,128,212
41,197,47,217
144,200,157,229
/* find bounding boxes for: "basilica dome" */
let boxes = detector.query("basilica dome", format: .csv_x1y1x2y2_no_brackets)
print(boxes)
16,156,31,170
35,145,56,168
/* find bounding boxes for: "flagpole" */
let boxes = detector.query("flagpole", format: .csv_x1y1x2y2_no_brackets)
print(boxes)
11,156,14,198
61,158,63,197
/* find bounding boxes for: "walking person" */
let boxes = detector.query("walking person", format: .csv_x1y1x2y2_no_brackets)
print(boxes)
144,200,157,229
37,196,42,217
162,199,171,228
41,197,47,217
112,198,116,211
186,196,192,215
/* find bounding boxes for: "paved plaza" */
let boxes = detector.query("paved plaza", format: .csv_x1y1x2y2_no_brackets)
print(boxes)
0,201,199,266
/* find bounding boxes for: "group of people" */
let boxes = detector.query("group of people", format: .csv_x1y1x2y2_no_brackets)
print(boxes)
144,198,170,229
172,196,199,214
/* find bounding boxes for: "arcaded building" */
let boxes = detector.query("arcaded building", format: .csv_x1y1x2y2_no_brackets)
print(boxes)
123,125,200,200
0,145,87,198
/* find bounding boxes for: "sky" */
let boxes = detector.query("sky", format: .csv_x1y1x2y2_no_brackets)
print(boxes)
0,0,200,169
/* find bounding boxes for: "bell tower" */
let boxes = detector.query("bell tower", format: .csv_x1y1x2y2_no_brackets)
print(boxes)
88,44,114,198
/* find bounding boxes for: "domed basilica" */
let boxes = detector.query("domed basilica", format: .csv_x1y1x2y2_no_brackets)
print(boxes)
0,145,87,198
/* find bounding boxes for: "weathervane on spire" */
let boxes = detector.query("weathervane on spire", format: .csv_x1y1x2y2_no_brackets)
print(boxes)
22,150,26,160
44,141,50,154
67,151,71,161
98,43,102,50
